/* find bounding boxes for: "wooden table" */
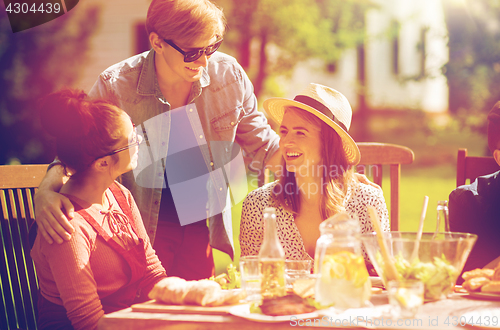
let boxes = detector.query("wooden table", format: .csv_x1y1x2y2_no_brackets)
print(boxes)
98,293,500,330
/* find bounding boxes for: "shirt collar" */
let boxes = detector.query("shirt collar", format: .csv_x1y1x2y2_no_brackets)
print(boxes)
137,50,157,96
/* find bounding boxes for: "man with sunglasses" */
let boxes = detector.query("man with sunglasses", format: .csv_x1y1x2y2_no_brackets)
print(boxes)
34,0,281,280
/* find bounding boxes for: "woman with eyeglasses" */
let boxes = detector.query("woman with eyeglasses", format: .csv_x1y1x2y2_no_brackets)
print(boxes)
31,89,167,330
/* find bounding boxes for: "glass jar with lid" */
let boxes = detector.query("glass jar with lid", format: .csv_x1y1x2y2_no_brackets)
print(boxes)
314,212,371,308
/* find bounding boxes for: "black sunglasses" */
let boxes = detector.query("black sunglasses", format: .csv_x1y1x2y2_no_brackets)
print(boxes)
163,38,223,63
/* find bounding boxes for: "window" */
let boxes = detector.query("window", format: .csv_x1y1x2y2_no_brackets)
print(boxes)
391,21,400,76
326,61,337,73
419,27,428,78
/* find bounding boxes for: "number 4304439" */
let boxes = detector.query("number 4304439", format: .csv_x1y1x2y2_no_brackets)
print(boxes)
444,315,498,327
5,2,62,14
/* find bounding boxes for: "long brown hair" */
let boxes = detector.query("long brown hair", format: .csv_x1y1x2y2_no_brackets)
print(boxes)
273,107,354,219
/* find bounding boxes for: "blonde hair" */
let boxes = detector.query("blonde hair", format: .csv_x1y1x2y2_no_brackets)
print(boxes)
273,107,354,219
146,0,226,45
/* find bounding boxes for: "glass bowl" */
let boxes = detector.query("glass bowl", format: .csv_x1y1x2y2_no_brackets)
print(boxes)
360,232,477,301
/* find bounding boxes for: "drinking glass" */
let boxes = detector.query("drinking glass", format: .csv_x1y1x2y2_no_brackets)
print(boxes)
285,259,312,290
388,280,424,318
239,256,261,301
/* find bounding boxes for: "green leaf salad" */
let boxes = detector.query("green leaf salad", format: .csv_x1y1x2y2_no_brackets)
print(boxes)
376,252,459,300
208,263,241,289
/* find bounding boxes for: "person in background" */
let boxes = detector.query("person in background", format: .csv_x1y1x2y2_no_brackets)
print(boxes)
31,89,167,330
32,0,281,281
239,83,389,271
449,102,500,276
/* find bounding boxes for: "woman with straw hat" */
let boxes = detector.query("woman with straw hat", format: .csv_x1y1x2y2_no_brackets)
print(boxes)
239,83,389,265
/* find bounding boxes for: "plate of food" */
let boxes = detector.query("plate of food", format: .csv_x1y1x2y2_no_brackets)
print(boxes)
461,265,500,301
229,294,319,323
229,304,319,323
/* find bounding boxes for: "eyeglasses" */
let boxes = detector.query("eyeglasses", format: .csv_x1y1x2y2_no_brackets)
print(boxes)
95,126,143,161
163,37,223,63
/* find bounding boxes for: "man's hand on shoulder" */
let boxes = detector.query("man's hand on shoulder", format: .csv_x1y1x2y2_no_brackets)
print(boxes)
34,189,75,244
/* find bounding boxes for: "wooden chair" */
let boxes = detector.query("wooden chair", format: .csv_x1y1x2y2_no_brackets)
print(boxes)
456,148,499,187
0,164,48,330
355,143,415,231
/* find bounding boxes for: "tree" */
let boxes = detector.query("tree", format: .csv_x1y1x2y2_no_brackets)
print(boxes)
0,4,99,165
214,0,376,98
443,0,500,133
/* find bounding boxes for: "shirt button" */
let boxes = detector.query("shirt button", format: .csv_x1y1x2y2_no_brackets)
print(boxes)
230,121,235,126
210,162,214,166
219,187,223,191
199,135,203,139
158,173,162,176
189,108,194,113
154,201,159,205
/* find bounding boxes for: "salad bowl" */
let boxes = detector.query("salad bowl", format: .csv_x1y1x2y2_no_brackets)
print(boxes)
361,231,477,301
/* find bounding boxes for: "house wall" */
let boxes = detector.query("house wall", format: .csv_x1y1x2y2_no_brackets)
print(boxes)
367,0,448,112
74,0,150,93
285,0,449,113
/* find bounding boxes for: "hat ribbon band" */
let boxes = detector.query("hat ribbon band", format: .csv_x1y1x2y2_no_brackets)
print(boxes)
294,95,348,131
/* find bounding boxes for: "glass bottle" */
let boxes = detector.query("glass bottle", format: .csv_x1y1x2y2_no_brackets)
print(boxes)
258,207,286,299
436,200,450,232
314,212,371,308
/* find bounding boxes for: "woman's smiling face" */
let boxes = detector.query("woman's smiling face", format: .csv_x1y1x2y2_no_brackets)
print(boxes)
278,108,323,175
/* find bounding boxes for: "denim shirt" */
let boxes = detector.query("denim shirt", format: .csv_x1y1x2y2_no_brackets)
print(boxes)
88,50,279,259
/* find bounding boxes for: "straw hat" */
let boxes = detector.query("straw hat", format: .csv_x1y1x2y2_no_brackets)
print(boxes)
263,83,360,165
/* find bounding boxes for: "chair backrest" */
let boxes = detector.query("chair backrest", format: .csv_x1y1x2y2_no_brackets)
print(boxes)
0,164,48,330
456,148,499,187
356,142,415,231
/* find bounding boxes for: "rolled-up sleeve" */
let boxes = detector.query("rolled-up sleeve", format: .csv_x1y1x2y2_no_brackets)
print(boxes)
234,64,280,172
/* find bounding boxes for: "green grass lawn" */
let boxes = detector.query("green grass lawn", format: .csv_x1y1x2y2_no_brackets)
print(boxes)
389,165,456,232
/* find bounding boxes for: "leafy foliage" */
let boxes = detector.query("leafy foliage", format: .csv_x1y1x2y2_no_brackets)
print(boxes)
443,0,500,131
214,0,376,97
0,5,99,164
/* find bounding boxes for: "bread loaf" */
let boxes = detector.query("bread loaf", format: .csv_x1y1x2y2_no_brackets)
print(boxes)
183,280,221,306
462,268,495,281
481,281,500,293
462,277,490,292
149,277,246,307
